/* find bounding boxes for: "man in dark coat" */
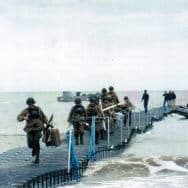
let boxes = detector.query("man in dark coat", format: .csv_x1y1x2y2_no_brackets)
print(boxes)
163,91,168,114
141,90,149,113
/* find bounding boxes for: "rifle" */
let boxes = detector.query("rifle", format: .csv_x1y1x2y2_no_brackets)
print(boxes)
46,114,54,129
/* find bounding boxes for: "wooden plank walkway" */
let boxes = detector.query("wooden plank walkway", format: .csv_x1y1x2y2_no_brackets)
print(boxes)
0,107,164,188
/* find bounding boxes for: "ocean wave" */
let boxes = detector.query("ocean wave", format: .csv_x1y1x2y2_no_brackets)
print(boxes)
63,175,188,188
84,155,188,180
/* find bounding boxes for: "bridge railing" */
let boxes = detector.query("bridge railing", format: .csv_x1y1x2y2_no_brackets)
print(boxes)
17,107,164,188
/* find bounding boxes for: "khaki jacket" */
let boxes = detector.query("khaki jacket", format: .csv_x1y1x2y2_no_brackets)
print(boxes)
107,91,119,105
17,105,48,133
86,104,104,131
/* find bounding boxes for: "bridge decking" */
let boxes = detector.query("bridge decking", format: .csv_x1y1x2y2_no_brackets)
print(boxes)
174,106,188,118
0,108,164,187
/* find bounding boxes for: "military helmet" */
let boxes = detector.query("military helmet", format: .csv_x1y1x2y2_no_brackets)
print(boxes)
26,97,35,105
101,88,107,93
124,96,128,100
89,96,96,103
109,86,114,91
75,97,81,105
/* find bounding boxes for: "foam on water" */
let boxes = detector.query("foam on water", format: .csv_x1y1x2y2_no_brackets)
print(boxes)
62,176,188,188
61,156,188,188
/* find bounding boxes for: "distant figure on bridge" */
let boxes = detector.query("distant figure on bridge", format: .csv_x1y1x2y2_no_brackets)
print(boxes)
106,86,120,131
86,96,103,144
167,90,176,108
141,90,149,113
107,86,119,105
17,98,48,164
67,98,86,145
163,91,169,114
171,91,176,107
121,96,134,126
101,88,109,109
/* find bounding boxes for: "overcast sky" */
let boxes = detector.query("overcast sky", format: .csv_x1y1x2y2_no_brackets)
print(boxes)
0,0,188,91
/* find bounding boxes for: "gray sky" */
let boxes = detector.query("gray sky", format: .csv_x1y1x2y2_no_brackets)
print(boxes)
0,0,188,91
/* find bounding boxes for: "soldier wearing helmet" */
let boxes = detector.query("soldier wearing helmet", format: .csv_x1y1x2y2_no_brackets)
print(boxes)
68,97,86,145
86,95,103,144
107,86,119,105
101,88,109,109
17,97,48,163
121,96,134,126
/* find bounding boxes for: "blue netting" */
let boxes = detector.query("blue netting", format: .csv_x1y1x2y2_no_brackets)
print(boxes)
86,116,96,161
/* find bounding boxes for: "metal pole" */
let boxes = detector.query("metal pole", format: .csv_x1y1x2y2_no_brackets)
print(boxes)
107,116,110,148
120,115,123,145
93,116,95,149
138,110,141,130
67,130,72,173
127,112,130,139
133,110,136,129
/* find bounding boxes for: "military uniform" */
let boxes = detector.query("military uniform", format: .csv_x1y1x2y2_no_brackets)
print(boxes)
101,92,109,109
68,104,86,145
107,91,119,105
17,105,47,163
121,99,133,126
86,103,103,144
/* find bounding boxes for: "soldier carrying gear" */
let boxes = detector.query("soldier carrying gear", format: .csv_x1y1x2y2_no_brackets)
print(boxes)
86,96,103,144
17,97,48,164
107,86,119,105
67,98,86,145
121,96,134,126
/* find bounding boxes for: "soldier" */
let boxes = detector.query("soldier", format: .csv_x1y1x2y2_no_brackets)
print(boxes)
68,98,86,145
121,96,134,126
101,88,109,109
17,98,48,163
106,86,119,133
107,86,119,105
86,96,103,144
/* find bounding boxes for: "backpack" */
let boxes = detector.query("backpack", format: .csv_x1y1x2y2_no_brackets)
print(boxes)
27,106,40,120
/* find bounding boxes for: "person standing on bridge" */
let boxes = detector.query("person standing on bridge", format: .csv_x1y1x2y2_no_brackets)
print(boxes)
86,96,103,144
67,98,86,145
17,98,48,164
121,96,134,126
141,90,149,113
106,86,120,133
171,91,176,108
101,88,109,109
107,86,119,105
163,91,169,115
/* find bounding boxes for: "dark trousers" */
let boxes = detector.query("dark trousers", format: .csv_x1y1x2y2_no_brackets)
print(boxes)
27,131,42,155
144,103,148,113
123,111,132,126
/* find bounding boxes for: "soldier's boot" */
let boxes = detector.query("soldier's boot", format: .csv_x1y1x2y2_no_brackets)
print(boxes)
95,132,99,145
75,136,79,145
80,134,84,145
34,151,40,164
32,148,36,157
